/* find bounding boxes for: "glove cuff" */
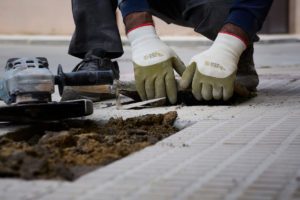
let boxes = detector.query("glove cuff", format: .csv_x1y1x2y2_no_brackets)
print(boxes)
219,31,248,47
127,24,157,45
212,32,247,60
127,22,154,34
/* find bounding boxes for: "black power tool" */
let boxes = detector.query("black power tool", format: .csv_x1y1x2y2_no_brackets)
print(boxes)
0,57,118,122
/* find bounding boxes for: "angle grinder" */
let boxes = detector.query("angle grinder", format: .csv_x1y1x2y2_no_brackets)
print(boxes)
0,57,118,122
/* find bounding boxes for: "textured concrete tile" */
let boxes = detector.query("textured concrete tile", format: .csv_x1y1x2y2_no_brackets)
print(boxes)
1,45,300,200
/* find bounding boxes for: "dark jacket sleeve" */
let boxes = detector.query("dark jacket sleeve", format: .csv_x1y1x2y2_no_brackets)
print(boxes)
118,0,149,18
225,0,274,40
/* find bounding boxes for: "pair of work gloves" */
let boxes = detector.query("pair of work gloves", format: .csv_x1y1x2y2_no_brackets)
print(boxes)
128,25,247,104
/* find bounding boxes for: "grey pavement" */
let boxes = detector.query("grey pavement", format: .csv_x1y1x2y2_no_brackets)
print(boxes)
1,41,300,200
1,40,300,73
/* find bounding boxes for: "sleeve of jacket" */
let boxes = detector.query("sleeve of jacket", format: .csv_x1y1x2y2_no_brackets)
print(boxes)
118,0,150,18
225,0,274,40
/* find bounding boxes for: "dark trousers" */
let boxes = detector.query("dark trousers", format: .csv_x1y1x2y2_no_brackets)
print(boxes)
69,0,234,59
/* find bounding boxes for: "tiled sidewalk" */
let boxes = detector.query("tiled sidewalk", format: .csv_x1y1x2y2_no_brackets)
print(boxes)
1,66,300,200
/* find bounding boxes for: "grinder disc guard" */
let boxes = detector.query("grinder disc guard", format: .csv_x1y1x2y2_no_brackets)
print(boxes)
0,99,93,123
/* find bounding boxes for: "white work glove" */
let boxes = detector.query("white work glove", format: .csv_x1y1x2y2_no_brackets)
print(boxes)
180,33,247,101
128,25,186,104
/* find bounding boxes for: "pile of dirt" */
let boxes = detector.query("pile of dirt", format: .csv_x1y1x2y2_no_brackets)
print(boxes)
0,111,178,181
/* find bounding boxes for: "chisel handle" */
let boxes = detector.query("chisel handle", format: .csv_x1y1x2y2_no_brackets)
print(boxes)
55,64,116,96
61,70,114,86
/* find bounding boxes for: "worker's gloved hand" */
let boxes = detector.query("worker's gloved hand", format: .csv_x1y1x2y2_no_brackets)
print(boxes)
128,25,186,104
180,33,247,101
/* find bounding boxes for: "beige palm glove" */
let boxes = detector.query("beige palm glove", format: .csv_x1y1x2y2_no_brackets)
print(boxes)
128,25,186,104
180,33,247,101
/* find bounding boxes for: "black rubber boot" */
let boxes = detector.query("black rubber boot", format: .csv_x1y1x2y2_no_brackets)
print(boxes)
236,45,259,92
72,50,119,79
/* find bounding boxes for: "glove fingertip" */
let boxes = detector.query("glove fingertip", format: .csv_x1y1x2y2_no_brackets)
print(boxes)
202,84,213,101
167,81,177,104
223,87,234,101
168,95,177,105
135,80,147,101
138,90,147,101
192,82,203,101
172,57,186,76
192,90,202,101
179,79,189,90
165,74,177,104
179,63,196,89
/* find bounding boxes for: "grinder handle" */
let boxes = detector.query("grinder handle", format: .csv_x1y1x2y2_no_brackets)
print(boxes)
62,70,114,86
55,65,115,96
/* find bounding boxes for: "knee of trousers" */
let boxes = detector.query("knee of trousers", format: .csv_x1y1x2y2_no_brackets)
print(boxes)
185,2,232,40
186,1,259,42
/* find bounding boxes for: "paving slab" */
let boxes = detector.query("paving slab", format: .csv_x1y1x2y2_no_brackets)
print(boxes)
0,42,300,200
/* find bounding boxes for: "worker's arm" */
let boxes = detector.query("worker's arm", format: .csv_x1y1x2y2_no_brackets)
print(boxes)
118,0,149,19
225,0,274,41
118,1,186,104
180,0,273,101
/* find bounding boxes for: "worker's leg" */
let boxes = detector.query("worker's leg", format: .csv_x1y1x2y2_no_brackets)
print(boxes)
63,0,122,102
148,0,259,91
69,0,123,59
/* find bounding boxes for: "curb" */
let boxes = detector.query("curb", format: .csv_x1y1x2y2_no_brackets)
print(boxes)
0,35,71,46
0,35,300,46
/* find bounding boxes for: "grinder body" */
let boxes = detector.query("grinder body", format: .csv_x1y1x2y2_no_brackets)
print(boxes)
0,57,55,105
